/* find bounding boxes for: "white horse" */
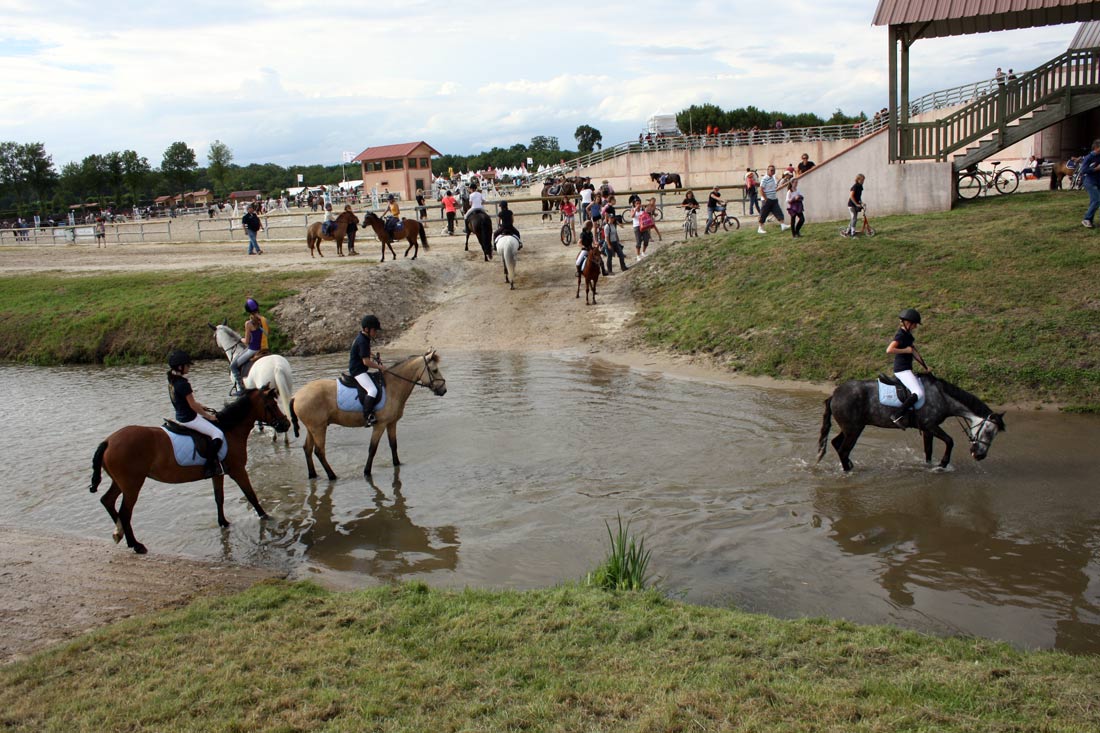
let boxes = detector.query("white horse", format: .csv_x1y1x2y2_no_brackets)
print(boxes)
497,234,520,290
210,321,295,443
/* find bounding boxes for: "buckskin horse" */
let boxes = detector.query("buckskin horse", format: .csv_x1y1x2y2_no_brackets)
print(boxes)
289,350,447,479
362,212,428,261
88,388,290,554
817,373,1005,471
650,172,683,189
306,210,356,257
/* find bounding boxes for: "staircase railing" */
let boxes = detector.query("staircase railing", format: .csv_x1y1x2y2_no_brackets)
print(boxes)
899,48,1100,162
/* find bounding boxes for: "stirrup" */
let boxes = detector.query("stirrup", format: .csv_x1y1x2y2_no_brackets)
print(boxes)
363,412,376,427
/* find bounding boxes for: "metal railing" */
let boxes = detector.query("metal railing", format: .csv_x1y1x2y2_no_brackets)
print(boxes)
900,48,1100,162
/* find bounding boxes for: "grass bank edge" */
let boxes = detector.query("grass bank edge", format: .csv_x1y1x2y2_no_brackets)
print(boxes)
631,192,1100,411
0,270,329,365
1,579,1096,731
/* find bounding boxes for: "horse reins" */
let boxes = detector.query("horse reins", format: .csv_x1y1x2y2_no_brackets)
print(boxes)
956,414,994,451
383,354,445,391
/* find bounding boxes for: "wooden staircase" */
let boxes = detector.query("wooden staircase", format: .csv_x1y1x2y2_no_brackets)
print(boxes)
896,47,1100,173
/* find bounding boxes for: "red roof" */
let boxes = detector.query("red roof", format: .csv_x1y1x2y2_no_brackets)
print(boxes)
353,141,441,162
228,190,263,200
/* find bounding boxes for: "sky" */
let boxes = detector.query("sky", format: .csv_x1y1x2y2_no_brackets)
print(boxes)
0,0,1081,170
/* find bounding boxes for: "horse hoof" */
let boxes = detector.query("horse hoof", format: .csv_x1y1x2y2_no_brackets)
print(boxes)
133,543,147,554
219,519,230,528
112,531,123,544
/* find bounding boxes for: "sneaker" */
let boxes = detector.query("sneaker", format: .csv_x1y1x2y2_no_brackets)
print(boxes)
757,227,767,234
780,223,790,231
1083,220,1094,228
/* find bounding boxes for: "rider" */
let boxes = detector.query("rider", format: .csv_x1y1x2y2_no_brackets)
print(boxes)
350,314,386,427
231,299,265,393
465,181,485,222
167,350,224,478
322,203,337,236
706,186,725,228
886,308,926,427
493,200,522,248
383,194,401,237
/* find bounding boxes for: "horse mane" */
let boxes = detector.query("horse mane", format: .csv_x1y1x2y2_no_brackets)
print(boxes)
928,375,994,416
217,389,260,430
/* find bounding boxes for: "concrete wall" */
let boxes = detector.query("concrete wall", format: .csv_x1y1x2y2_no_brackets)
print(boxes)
791,130,953,223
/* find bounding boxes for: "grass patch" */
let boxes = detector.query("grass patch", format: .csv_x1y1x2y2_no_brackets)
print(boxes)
633,191,1100,408
1,580,1097,732
585,515,654,591
0,270,327,364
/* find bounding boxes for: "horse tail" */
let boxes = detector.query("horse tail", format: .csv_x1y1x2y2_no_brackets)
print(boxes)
290,397,300,438
89,440,108,493
274,365,294,430
816,398,833,463
419,222,429,251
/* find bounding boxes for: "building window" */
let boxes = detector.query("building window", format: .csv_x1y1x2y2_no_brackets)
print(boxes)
393,158,404,169
384,159,394,170
365,161,381,172
420,158,430,168
409,158,418,169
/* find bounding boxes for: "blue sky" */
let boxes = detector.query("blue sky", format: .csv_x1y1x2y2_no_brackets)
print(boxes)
0,0,1079,169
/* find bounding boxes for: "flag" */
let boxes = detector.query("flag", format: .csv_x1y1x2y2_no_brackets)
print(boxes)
342,151,356,163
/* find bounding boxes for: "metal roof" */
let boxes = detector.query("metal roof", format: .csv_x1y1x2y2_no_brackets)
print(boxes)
1069,18,1100,44
352,141,441,162
873,0,1100,39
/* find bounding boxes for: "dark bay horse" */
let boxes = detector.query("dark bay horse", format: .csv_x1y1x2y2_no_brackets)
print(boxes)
541,179,577,220
88,388,290,554
362,212,429,261
817,374,1005,471
650,172,682,189
576,245,600,304
306,210,355,257
289,350,447,479
465,209,494,260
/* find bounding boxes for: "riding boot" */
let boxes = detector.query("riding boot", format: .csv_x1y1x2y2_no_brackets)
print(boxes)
891,393,919,428
361,395,378,427
204,439,224,478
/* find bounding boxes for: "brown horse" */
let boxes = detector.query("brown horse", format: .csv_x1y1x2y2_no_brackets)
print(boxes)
87,388,290,554
362,212,429,261
541,179,577,220
576,246,600,304
290,350,447,479
1050,159,1082,190
306,210,356,257
650,172,683,189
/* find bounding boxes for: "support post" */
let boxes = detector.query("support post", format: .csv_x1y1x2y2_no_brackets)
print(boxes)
901,32,910,159
888,26,898,162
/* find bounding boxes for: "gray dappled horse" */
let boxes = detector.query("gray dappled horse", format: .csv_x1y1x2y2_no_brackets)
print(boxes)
818,374,1005,471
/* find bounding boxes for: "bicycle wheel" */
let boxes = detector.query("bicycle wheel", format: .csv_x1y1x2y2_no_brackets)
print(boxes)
957,174,982,200
705,218,718,234
560,223,573,246
652,207,664,221
994,170,1019,195
863,223,876,237
683,216,695,238
724,215,740,231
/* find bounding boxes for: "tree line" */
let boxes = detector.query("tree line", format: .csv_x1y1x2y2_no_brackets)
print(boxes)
674,104,866,134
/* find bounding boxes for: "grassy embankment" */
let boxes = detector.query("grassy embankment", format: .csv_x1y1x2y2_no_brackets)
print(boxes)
1,581,1097,731
0,270,327,364
633,191,1100,410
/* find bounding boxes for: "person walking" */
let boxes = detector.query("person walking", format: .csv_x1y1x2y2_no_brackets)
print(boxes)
744,168,760,216
242,205,263,254
786,179,805,238
344,204,360,254
602,197,629,274
756,165,789,234
843,174,866,237
442,190,457,235
1080,139,1100,228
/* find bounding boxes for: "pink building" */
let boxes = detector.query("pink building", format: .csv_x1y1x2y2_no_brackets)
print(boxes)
353,141,441,200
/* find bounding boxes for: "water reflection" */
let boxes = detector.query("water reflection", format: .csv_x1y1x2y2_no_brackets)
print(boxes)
273,467,459,582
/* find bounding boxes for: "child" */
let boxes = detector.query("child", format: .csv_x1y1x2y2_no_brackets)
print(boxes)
350,315,386,427
844,174,866,237
167,350,224,477
561,197,577,241
886,308,926,426
231,302,265,392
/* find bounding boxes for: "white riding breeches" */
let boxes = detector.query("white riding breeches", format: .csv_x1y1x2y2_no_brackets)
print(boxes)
894,369,924,400
354,372,378,398
576,251,587,267
178,414,224,443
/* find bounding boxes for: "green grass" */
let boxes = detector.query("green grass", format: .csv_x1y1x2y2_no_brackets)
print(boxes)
1,581,1096,732
585,515,654,591
0,270,328,364
633,191,1100,409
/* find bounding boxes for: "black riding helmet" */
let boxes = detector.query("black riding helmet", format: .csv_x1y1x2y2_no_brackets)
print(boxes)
899,308,922,324
361,314,382,331
168,349,193,369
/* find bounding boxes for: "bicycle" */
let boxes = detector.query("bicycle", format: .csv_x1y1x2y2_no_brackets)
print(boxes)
839,205,875,237
956,160,1020,200
683,209,699,238
704,207,740,234
560,219,574,246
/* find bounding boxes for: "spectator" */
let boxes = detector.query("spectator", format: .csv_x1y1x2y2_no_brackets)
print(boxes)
706,186,725,229
994,67,1005,84
756,165,789,234
416,189,428,220
344,205,360,255
843,174,866,238
441,190,457,235
95,216,106,248
1079,139,1100,228
1021,155,1041,179
797,154,816,175
602,195,629,273
242,205,263,254
786,179,805,238
579,184,594,222
744,168,760,216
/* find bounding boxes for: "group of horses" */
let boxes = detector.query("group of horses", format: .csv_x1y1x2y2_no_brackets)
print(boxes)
538,172,684,221
306,211,428,261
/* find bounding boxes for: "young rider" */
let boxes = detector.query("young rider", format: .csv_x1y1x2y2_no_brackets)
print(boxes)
231,300,265,392
167,350,224,477
886,308,927,426
350,314,386,427
493,200,522,248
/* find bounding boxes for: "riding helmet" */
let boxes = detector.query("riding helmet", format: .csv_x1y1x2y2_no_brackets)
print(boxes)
168,349,193,369
361,314,382,331
245,297,259,313
898,308,922,324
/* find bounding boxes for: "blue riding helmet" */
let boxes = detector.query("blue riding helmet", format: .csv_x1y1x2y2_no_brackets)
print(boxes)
245,298,259,313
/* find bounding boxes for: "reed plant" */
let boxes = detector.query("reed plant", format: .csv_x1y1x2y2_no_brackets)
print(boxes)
585,515,653,591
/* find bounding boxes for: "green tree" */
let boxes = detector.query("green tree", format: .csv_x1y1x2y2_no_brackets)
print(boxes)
207,140,233,196
574,125,603,154
161,141,197,196
120,150,151,204
17,142,58,204
529,135,559,153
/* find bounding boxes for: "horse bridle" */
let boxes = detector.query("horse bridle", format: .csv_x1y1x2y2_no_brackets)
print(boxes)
957,414,995,452
384,354,446,392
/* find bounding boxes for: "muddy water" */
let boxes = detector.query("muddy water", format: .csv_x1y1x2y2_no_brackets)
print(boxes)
2,353,1099,653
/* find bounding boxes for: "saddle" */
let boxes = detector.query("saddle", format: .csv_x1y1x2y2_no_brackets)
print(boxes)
547,184,562,196
163,420,217,460
877,373,910,402
340,371,383,401
237,350,270,382
384,217,405,236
